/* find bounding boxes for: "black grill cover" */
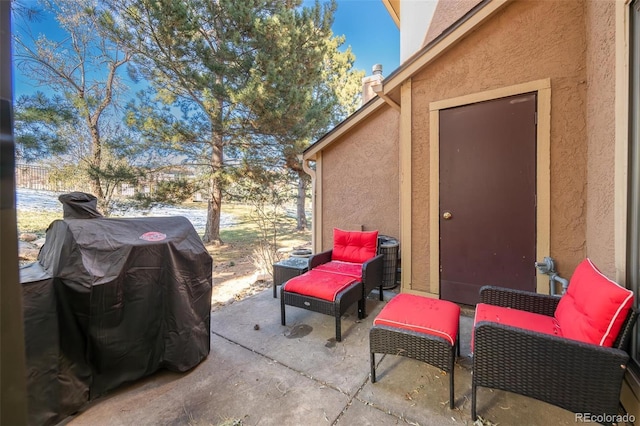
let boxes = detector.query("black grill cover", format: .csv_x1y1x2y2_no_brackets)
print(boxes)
58,191,103,219
21,215,212,426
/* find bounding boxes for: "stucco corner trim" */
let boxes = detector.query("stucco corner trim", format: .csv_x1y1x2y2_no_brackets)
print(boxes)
302,158,318,252
428,109,440,295
313,152,323,254
614,0,631,282
399,79,413,292
536,84,552,295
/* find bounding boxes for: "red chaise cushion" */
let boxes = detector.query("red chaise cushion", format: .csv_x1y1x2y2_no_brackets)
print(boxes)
313,260,363,281
332,228,378,264
283,269,357,301
473,303,561,351
554,258,634,347
373,294,460,345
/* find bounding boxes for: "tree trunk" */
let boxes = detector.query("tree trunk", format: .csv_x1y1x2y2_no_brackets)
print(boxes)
296,170,307,231
203,180,223,245
203,139,224,244
88,121,106,213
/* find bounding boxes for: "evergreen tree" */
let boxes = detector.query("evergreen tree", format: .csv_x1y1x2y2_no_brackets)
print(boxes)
14,92,77,161
99,0,360,243
240,2,364,229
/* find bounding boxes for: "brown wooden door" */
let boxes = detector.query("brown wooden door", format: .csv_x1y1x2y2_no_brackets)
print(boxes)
439,93,537,305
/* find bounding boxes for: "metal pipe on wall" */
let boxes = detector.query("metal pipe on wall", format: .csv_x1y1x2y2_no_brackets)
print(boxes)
535,256,569,296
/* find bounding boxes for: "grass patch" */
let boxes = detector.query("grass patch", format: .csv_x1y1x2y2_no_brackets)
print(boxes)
212,203,310,267
17,210,62,237
17,202,312,270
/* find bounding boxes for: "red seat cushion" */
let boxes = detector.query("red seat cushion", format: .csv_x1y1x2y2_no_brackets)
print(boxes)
332,228,378,264
283,269,357,301
554,258,634,347
473,303,560,351
313,260,363,281
373,294,460,345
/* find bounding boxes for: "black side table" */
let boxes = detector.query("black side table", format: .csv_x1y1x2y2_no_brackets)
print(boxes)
273,257,309,298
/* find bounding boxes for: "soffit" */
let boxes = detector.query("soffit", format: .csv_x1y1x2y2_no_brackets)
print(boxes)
382,0,400,28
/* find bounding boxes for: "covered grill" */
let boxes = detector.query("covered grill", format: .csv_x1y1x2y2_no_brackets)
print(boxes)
21,195,212,426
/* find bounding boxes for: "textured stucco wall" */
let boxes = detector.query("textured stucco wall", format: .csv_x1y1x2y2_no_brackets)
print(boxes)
410,0,588,291
423,0,483,47
320,106,400,249
400,0,438,62
584,0,617,276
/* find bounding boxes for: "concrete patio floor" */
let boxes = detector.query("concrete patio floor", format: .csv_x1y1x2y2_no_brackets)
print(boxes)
61,289,583,426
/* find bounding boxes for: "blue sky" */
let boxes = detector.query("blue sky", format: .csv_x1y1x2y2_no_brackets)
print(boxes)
323,0,400,76
13,0,400,96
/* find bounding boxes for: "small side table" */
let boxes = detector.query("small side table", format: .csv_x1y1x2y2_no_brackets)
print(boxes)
273,257,309,298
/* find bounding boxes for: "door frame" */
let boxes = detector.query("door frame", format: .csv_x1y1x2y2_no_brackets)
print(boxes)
428,79,552,296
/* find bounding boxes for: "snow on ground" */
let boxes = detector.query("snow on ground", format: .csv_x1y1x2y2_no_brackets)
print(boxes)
16,188,234,235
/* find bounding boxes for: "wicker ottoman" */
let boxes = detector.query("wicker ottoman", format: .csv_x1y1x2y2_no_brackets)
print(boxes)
281,269,363,342
369,294,460,409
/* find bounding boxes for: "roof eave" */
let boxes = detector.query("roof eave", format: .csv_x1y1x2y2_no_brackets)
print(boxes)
304,0,512,159
383,0,510,101
381,0,400,28
303,97,387,161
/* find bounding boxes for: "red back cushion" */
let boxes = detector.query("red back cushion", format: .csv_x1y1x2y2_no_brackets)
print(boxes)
554,258,634,347
331,228,378,263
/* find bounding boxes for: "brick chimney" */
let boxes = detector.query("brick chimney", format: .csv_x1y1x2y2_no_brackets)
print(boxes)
361,64,384,105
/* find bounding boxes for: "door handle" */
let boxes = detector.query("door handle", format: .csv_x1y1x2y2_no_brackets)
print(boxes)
442,211,452,220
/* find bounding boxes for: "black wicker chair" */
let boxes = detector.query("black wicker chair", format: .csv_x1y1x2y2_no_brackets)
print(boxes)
280,228,384,342
306,248,384,317
472,285,638,423
280,229,383,342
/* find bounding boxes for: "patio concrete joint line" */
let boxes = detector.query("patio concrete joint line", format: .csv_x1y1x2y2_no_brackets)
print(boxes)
331,352,417,426
210,330,348,396
330,362,373,425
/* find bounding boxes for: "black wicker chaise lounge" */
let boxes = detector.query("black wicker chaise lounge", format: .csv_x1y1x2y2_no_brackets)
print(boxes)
280,228,383,341
471,258,637,423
